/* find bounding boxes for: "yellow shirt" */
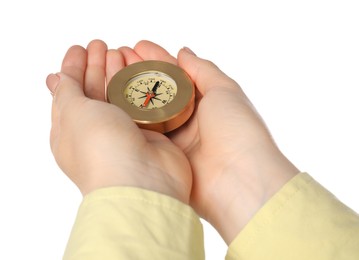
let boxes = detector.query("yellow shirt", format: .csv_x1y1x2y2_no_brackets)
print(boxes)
63,173,359,259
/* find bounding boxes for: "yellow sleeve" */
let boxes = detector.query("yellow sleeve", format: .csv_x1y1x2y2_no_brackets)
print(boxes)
63,187,204,260
226,172,359,260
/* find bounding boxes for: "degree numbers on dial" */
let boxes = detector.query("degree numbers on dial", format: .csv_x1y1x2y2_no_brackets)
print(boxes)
124,72,178,109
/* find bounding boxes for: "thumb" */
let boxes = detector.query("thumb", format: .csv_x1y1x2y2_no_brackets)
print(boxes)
46,72,88,155
177,47,240,95
46,72,86,111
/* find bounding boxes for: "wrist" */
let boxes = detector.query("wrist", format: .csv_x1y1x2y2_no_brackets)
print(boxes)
80,161,191,204
204,146,299,244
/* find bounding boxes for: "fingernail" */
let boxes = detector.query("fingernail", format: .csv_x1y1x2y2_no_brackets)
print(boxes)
46,73,60,94
183,46,196,56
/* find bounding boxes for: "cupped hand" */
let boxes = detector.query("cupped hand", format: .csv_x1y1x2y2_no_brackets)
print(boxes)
133,41,299,243
46,40,192,203
174,47,299,243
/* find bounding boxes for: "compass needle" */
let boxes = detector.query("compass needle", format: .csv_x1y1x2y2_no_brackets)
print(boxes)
151,81,160,93
142,93,152,107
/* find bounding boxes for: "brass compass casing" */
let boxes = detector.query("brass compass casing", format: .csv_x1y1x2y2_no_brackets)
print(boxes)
107,60,195,133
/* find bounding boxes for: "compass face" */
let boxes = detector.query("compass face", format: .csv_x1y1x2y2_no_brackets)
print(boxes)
124,72,177,109
107,60,195,133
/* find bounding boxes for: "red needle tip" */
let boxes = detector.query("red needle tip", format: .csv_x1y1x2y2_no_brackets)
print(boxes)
143,93,155,107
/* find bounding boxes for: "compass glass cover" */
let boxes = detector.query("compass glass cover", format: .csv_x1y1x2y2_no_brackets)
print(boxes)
123,71,178,110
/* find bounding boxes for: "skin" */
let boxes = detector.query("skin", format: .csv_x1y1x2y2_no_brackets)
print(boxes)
46,40,299,244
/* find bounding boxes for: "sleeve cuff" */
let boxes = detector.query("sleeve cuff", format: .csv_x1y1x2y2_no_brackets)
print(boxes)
64,187,205,260
226,172,359,260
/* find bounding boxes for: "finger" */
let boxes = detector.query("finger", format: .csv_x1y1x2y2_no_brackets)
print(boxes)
46,73,60,94
51,73,86,112
134,40,177,65
118,46,143,65
61,45,87,86
177,47,240,95
48,73,87,154
106,49,125,83
48,73,86,134
85,39,107,101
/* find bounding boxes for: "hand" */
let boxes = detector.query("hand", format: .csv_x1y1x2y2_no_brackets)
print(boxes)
133,43,299,244
118,41,298,243
46,40,192,203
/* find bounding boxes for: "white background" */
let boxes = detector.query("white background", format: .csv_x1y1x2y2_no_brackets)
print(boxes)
1,0,358,259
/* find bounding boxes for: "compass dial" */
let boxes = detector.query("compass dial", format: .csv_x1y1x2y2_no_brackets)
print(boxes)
124,72,177,109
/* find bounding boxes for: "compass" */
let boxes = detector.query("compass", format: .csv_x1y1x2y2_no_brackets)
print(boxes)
107,60,195,133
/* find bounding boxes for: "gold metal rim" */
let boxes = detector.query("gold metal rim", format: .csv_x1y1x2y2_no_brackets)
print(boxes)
107,60,195,133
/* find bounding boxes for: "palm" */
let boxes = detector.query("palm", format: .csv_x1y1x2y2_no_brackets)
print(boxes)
169,87,261,214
